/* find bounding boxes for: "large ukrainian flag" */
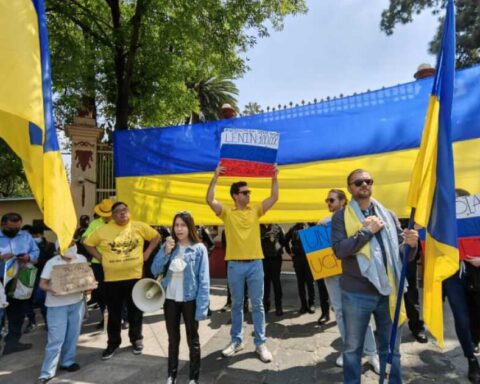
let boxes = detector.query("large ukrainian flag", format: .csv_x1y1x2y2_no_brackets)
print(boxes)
407,0,458,348
0,1,76,251
115,61,480,226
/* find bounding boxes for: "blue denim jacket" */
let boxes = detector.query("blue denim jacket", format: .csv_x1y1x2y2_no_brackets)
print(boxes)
151,242,210,321
0,230,40,279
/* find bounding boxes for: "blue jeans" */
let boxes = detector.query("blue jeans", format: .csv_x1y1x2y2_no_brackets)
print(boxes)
39,301,84,379
324,276,377,355
342,290,403,384
228,260,266,346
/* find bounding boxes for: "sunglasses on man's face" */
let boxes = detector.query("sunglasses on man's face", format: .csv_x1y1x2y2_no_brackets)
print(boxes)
238,190,251,196
350,178,374,187
325,198,337,204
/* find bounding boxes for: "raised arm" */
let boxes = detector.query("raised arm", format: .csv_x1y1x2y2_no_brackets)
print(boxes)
206,165,224,216
262,166,279,214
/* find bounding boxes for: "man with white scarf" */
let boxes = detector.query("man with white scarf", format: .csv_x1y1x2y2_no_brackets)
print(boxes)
331,169,418,384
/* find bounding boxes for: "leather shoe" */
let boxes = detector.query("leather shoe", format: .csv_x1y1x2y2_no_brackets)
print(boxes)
307,305,315,314
298,306,307,314
3,342,32,355
468,357,480,383
60,363,80,372
412,329,428,344
317,313,330,325
275,307,284,316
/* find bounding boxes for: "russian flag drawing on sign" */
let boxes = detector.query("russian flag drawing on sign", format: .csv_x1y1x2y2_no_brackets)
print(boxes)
219,128,279,177
456,194,480,260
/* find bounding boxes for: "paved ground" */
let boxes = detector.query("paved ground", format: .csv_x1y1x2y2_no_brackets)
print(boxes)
0,275,473,384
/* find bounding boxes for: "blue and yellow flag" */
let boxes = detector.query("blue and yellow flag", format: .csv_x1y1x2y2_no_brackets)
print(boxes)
114,63,480,226
407,0,458,349
0,0,76,252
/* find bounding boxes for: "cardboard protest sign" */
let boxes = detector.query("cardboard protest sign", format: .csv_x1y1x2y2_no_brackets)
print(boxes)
456,193,480,259
50,262,97,295
220,128,279,177
299,223,342,280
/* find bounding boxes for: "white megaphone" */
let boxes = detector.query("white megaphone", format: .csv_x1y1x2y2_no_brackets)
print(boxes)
132,276,165,313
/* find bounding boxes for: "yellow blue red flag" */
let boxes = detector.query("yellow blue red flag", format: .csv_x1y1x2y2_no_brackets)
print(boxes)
406,0,458,348
0,0,76,252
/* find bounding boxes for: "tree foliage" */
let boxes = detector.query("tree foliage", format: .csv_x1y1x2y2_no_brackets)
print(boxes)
380,0,480,68
187,77,239,123
47,0,307,130
0,140,31,198
243,102,263,116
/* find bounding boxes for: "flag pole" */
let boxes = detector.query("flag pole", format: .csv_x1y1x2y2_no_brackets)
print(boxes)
383,207,416,383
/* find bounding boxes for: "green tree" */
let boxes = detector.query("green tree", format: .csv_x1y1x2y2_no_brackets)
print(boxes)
380,0,480,68
187,76,239,123
243,102,263,116
0,140,31,198
47,0,308,130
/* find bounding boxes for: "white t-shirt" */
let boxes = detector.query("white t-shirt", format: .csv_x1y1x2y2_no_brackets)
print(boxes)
166,245,186,302
41,254,87,307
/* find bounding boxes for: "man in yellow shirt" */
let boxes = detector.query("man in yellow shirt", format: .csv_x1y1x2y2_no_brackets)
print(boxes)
206,165,278,363
84,202,161,360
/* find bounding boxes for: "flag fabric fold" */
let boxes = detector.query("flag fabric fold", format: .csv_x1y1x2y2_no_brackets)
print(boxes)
406,0,458,348
0,0,76,252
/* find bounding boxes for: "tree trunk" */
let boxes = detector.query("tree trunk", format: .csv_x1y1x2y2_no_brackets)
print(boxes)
108,0,148,130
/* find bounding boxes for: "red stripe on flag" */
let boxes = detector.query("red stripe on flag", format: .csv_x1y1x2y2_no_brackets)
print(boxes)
220,158,275,177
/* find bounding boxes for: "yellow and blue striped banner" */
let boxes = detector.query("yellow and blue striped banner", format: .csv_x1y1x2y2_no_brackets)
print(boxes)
115,63,480,226
0,0,76,252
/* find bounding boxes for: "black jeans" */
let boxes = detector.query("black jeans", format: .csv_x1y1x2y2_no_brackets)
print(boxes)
91,263,106,314
316,279,330,314
5,297,26,346
404,258,424,334
263,257,283,310
104,279,143,348
443,273,475,358
164,299,200,381
293,256,315,309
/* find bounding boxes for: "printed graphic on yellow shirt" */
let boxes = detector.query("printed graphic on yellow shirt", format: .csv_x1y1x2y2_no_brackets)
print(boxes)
108,230,139,256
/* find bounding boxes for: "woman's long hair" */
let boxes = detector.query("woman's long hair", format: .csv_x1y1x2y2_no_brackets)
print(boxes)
171,211,201,244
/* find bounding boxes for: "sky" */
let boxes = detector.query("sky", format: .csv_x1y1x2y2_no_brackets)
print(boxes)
235,0,440,112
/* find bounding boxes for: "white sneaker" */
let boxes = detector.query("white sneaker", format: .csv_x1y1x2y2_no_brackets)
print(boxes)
165,377,175,384
335,354,343,367
255,343,273,363
221,341,244,357
367,354,381,375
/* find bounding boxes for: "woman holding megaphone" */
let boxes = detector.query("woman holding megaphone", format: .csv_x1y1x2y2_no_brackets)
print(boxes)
151,211,210,384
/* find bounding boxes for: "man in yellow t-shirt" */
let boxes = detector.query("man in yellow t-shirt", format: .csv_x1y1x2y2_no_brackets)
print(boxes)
206,164,278,363
84,201,160,360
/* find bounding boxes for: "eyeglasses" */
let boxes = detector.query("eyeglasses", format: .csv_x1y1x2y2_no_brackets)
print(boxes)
238,190,251,196
325,198,337,204
350,178,374,187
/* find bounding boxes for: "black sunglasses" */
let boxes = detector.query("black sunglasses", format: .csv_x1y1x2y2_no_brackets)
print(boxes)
325,198,337,204
350,178,374,187
239,190,251,196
